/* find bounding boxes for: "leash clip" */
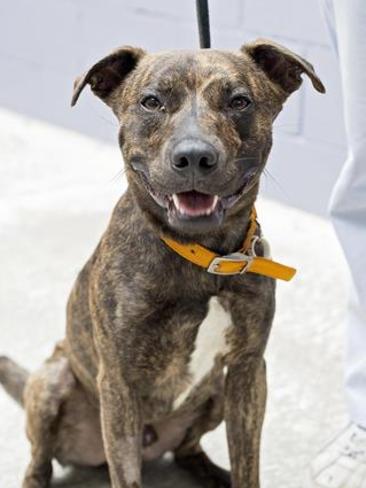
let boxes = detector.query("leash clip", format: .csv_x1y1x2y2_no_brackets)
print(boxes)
249,235,272,259
207,252,253,276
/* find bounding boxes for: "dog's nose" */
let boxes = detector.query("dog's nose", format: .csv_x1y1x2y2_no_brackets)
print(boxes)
171,139,218,175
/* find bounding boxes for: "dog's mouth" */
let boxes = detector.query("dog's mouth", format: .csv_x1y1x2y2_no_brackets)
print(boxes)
171,192,219,218
133,166,258,226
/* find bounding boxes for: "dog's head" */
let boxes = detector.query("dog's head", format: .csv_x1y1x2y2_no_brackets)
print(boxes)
72,40,324,237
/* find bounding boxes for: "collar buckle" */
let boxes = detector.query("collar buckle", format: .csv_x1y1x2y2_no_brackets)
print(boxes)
207,252,253,276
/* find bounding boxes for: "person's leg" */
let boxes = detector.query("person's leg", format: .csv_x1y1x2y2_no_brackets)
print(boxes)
306,1,366,485
327,0,366,427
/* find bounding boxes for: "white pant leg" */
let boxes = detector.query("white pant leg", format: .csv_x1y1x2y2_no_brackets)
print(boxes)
322,0,366,426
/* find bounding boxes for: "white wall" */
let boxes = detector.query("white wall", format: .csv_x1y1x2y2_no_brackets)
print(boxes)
0,0,347,214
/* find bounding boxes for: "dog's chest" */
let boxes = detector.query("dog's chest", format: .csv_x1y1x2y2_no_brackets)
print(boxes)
173,296,232,409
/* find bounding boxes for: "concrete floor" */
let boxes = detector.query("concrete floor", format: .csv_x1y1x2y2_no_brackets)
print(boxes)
0,108,349,487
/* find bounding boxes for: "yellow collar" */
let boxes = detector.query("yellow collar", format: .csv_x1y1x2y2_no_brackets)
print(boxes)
161,208,296,282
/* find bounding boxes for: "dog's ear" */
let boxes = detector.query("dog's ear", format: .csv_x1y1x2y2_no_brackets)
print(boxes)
242,39,325,96
71,46,146,107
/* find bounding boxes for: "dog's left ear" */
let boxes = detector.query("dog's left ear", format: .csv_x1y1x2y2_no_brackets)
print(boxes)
242,39,325,96
71,45,146,107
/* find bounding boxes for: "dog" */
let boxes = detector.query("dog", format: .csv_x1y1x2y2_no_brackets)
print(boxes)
0,39,324,488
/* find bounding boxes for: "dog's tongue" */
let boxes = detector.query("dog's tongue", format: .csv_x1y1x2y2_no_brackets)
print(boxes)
172,191,218,217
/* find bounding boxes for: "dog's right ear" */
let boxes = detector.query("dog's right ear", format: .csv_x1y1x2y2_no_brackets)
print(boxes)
71,46,146,107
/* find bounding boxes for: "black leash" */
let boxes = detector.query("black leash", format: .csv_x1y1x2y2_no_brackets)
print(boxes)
195,0,211,48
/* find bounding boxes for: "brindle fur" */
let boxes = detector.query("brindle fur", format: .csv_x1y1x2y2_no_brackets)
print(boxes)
0,39,324,488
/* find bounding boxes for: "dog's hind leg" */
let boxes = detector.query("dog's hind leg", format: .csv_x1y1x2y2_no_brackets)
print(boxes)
22,344,76,488
174,392,231,488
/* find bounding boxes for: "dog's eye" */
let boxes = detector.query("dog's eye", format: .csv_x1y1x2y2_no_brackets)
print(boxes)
141,96,163,111
229,95,251,111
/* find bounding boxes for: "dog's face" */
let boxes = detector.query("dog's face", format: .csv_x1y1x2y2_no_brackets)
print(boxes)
72,40,324,236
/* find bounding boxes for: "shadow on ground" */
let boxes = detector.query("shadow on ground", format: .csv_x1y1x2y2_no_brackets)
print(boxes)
52,457,201,488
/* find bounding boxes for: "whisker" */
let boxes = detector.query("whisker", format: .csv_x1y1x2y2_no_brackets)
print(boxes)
90,108,119,129
234,156,258,164
110,167,127,184
262,168,290,200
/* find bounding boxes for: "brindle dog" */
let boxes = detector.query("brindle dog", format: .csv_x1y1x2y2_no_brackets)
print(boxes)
0,39,324,488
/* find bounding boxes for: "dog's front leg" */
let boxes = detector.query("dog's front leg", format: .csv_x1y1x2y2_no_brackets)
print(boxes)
225,356,267,488
98,361,142,488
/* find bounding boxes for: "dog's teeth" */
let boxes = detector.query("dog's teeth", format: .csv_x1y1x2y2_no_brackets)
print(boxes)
172,194,187,215
206,196,219,214
172,194,179,206
172,194,182,213
211,196,219,211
